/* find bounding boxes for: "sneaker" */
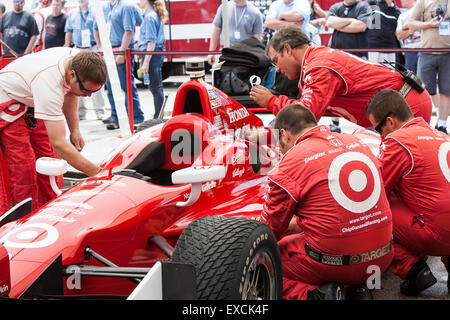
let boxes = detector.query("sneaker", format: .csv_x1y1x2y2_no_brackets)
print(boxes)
329,123,342,133
346,283,373,300
106,122,119,130
79,114,86,121
400,259,437,296
102,117,112,124
96,113,105,121
435,126,448,135
307,282,345,300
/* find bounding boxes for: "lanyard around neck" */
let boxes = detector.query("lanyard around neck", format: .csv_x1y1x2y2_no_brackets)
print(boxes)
234,4,247,27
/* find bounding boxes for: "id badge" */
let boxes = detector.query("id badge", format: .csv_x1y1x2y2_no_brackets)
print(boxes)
234,31,241,40
439,19,450,36
81,29,91,48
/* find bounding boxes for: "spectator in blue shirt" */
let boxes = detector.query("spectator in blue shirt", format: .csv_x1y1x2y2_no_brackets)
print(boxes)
64,0,106,121
265,0,311,35
94,0,144,130
138,0,166,119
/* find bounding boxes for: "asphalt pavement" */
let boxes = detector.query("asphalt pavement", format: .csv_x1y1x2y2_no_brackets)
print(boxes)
73,73,449,301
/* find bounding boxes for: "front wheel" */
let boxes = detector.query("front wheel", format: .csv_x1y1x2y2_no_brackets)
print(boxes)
171,216,283,300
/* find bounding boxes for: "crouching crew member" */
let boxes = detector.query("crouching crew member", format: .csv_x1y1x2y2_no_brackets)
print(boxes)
367,89,450,296
260,103,393,300
250,25,432,129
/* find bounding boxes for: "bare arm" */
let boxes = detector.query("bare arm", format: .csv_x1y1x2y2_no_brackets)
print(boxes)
403,16,441,31
44,119,100,176
25,35,38,54
313,3,327,18
278,10,304,23
64,32,73,47
207,26,221,65
265,16,302,30
116,30,133,64
93,29,101,50
326,16,367,33
62,92,84,151
141,41,156,74
396,29,410,41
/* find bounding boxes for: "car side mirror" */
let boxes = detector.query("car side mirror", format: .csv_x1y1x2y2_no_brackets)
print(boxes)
171,165,226,207
35,157,67,196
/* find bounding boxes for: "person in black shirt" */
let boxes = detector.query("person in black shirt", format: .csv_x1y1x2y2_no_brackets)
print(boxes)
43,0,66,49
0,0,39,54
366,0,401,66
325,0,372,133
326,0,372,59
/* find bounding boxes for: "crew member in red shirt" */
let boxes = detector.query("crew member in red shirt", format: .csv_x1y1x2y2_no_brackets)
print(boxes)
366,89,450,296
250,25,432,129
260,103,393,300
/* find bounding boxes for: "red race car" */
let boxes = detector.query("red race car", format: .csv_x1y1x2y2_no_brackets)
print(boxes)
0,67,284,300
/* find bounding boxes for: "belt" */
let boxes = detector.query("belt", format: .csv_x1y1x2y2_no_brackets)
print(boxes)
398,82,412,98
305,239,393,266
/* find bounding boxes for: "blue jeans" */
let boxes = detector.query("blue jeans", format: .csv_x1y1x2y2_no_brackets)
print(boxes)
145,47,165,119
405,52,418,74
106,59,144,124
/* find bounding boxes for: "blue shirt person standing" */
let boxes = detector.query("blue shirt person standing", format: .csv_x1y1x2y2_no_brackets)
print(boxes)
138,0,166,119
94,0,144,130
64,0,106,121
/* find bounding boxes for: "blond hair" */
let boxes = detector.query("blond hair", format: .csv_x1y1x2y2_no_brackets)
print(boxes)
151,0,168,23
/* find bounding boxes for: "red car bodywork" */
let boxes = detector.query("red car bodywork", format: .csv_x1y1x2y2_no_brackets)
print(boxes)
0,77,280,298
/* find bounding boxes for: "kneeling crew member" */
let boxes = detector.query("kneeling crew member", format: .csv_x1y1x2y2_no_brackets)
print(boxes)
260,103,393,300
367,89,450,296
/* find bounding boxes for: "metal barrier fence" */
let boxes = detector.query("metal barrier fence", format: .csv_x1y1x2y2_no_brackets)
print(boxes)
0,47,448,134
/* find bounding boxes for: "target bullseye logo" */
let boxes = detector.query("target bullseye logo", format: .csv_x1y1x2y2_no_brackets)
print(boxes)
0,223,59,249
438,142,450,182
328,152,381,213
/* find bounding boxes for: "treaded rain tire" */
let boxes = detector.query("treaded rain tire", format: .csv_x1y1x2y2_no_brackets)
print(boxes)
171,216,282,300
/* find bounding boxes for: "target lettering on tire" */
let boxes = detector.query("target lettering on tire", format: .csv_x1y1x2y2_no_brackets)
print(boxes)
328,152,381,214
0,223,59,249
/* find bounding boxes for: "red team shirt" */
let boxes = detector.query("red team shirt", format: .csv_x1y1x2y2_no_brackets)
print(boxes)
261,125,393,255
266,46,432,128
379,118,450,234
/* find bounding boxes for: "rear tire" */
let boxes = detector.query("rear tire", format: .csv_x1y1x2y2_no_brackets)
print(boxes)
171,216,282,300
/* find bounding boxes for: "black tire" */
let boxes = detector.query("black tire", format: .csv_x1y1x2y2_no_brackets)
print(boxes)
171,216,283,300
135,118,167,132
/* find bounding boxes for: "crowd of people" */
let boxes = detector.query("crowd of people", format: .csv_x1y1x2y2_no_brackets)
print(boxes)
0,0,167,129
0,0,448,301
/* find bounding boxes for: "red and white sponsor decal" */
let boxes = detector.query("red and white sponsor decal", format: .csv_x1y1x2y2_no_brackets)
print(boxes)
328,152,381,214
0,223,59,249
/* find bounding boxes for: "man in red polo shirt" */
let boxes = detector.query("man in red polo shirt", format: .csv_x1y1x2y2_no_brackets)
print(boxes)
250,25,432,129
366,89,450,296
260,103,393,300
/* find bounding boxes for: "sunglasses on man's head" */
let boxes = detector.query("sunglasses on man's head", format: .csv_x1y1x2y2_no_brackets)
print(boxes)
74,70,101,94
374,112,393,134
13,0,24,4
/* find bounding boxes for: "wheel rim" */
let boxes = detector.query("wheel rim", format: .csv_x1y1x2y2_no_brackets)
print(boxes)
242,250,276,300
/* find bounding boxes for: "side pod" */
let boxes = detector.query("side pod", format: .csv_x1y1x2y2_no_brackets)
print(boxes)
20,255,64,299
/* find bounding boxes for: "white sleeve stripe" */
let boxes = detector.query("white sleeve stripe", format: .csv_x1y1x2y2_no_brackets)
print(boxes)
267,176,299,203
385,137,414,177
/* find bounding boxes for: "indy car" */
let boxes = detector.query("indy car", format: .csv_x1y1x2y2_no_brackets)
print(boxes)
0,60,284,300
